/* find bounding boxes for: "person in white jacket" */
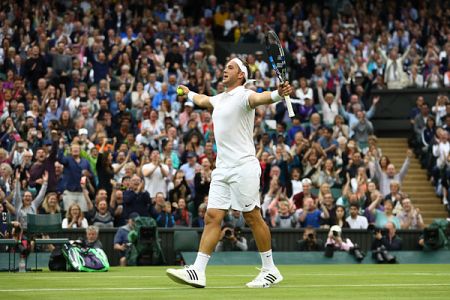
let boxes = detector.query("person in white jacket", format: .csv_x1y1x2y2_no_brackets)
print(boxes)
378,43,412,89
317,79,340,125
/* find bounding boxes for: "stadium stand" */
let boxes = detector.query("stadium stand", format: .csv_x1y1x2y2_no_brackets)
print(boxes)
0,0,449,266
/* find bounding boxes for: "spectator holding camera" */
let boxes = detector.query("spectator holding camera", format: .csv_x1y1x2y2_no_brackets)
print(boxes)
215,225,248,252
325,225,354,252
297,227,324,251
371,222,402,251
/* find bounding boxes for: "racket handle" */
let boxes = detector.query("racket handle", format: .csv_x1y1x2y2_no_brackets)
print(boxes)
284,95,295,117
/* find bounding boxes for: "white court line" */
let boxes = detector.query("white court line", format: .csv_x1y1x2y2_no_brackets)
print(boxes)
4,272,450,280
1,283,450,292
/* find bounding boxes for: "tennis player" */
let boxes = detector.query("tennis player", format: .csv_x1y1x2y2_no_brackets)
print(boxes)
166,57,292,288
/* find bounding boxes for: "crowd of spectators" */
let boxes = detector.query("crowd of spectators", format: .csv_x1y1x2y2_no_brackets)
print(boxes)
0,0,448,252
409,94,450,220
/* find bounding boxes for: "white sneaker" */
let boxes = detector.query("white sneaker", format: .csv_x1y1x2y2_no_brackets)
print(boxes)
166,265,206,288
246,268,283,288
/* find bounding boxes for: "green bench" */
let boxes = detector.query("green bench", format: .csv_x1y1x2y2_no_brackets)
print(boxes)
27,213,69,271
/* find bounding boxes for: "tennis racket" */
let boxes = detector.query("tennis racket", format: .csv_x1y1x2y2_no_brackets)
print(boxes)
265,30,295,117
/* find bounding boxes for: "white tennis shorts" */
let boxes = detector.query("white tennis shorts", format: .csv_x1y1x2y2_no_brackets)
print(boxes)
208,158,261,212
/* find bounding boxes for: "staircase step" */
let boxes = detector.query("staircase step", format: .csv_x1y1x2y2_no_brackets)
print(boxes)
378,137,445,226
377,138,408,143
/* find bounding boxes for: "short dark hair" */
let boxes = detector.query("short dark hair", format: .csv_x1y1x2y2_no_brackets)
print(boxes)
349,203,360,210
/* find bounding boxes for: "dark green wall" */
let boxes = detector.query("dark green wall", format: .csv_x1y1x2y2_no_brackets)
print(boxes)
25,228,425,266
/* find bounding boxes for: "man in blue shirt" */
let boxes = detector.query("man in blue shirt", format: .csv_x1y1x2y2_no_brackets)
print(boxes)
298,197,330,228
152,83,176,110
58,142,93,212
318,127,339,158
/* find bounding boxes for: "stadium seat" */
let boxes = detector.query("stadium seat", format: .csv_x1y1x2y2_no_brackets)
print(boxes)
331,188,343,199
27,213,69,271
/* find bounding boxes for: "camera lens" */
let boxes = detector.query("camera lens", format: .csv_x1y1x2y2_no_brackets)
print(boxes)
307,233,314,239
224,229,232,237
332,231,339,237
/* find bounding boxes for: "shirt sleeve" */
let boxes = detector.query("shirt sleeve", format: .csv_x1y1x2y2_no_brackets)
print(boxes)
243,89,255,111
209,93,222,108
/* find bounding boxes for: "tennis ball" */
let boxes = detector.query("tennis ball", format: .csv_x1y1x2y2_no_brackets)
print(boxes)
177,87,184,96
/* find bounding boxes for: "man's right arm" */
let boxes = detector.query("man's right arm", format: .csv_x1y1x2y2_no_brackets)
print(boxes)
178,85,213,108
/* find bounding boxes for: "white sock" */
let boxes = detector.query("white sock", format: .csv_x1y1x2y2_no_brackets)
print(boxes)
260,250,276,270
193,252,210,272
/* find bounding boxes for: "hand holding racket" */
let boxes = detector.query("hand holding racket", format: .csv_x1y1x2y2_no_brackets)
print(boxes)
265,30,295,117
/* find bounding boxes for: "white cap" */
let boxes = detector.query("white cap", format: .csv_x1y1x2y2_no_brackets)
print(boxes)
301,178,312,185
78,128,88,135
330,225,342,234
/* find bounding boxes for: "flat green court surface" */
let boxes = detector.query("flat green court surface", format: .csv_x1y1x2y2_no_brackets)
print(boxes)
1,265,449,299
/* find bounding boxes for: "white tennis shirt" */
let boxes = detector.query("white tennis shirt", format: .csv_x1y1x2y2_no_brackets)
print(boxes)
209,86,256,168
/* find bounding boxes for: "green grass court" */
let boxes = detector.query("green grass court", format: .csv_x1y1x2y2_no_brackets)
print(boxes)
1,265,450,299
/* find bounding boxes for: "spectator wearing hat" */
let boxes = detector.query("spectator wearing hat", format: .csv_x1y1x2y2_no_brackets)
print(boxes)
114,212,139,267
179,102,194,129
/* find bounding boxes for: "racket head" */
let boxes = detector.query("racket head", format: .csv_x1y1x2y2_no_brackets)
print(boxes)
265,30,287,83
